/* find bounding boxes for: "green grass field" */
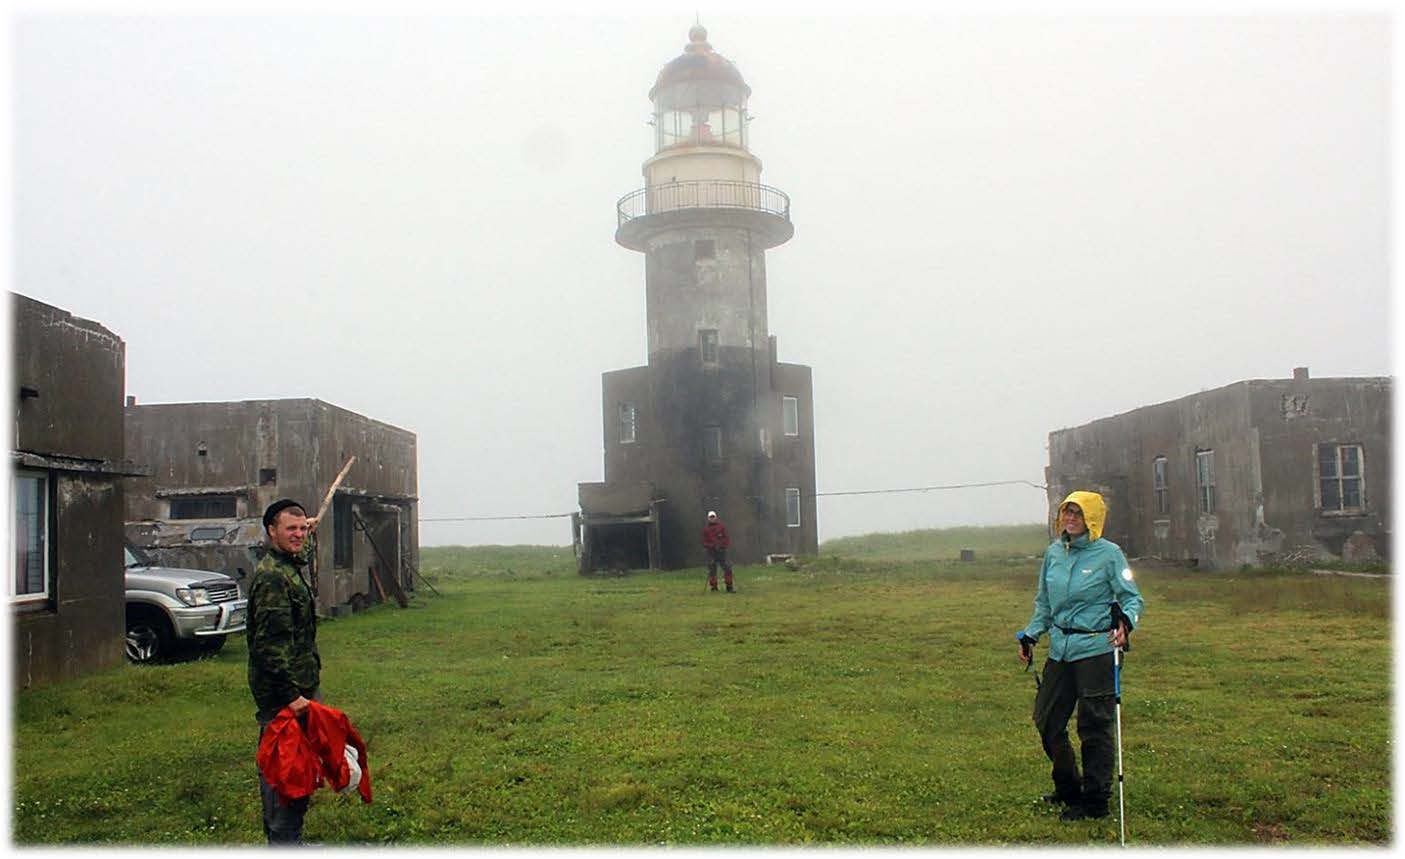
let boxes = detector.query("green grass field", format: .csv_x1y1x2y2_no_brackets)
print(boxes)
11,530,1390,845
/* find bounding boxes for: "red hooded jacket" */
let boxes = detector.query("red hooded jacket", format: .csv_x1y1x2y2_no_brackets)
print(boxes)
257,700,373,804
702,521,731,550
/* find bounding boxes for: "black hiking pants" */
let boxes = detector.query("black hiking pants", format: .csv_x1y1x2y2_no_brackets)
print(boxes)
1032,652,1116,808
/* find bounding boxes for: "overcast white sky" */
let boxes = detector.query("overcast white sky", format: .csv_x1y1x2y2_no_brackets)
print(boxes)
11,10,1392,546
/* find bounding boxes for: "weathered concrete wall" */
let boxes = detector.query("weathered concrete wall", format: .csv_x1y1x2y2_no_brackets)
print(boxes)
644,227,768,359
15,474,127,688
599,345,816,568
11,293,127,688
12,294,124,461
1048,374,1392,570
770,361,819,557
1248,376,1391,562
125,399,418,611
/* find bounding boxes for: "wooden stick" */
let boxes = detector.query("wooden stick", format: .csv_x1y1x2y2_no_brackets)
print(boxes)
369,564,387,603
313,456,357,525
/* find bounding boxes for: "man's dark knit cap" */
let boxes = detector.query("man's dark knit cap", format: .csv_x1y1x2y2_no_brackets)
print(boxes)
263,498,306,530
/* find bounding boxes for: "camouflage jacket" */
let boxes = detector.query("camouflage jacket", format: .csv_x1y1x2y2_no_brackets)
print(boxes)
247,544,320,720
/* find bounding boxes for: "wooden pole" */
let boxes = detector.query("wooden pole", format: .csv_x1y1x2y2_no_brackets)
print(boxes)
314,456,357,525
369,564,387,604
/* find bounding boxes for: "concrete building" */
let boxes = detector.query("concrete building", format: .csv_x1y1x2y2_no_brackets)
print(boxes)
577,25,819,572
11,294,143,687
125,399,419,614
1046,368,1391,570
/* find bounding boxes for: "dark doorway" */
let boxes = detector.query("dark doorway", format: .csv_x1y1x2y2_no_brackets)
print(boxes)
588,523,651,572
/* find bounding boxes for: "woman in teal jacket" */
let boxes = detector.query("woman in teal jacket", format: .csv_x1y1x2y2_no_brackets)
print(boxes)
1016,490,1144,821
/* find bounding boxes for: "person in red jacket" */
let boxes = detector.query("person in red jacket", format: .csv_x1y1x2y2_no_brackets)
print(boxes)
702,510,735,593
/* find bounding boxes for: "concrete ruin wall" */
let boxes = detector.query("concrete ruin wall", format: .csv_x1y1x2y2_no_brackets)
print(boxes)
1048,374,1392,570
12,294,125,462
11,293,128,687
1247,376,1391,563
125,399,418,612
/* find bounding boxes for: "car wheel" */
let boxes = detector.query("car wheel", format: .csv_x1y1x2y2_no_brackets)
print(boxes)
125,609,173,664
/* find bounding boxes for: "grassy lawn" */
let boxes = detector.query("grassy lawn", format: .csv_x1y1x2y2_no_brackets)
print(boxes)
11,533,1390,845
819,523,1051,561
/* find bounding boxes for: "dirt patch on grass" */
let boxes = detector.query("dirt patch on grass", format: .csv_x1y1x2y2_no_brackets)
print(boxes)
1251,821,1289,842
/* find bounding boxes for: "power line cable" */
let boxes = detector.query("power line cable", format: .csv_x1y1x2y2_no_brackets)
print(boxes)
816,479,1047,497
419,512,576,523
416,478,1046,523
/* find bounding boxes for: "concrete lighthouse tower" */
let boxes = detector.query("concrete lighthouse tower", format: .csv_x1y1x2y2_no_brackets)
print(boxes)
576,25,817,573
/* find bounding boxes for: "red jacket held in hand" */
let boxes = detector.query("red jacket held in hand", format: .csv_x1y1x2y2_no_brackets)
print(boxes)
702,521,731,550
257,700,373,804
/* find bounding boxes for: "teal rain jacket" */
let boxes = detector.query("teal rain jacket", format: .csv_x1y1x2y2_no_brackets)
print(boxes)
1019,490,1145,662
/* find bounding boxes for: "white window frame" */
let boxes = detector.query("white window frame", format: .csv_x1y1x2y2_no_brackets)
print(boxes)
782,396,799,437
1152,456,1168,515
618,402,637,445
10,469,51,604
1317,442,1365,513
1195,450,1215,514
785,487,801,528
699,329,719,366
704,425,723,462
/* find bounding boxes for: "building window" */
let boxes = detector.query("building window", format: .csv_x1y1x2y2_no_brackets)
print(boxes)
334,495,353,567
704,425,723,462
783,396,799,437
1318,443,1365,512
1152,456,1168,515
785,488,801,528
699,330,719,366
618,402,637,444
10,470,50,602
1195,450,1215,514
169,495,237,520
694,239,716,261
259,468,277,486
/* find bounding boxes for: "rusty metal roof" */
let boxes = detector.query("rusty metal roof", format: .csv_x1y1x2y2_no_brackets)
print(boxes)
649,25,750,100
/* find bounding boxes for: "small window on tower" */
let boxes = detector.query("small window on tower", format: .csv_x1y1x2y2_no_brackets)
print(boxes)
694,239,716,261
699,330,719,366
619,402,637,444
704,426,723,462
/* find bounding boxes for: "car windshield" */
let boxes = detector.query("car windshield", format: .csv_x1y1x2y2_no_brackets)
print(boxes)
124,545,151,567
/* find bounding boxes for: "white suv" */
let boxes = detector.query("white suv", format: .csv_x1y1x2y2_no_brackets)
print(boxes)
124,544,248,663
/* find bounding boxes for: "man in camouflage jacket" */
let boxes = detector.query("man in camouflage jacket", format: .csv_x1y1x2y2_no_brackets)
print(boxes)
248,498,321,844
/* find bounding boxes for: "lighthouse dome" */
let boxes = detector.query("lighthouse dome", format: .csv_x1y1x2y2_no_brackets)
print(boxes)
648,25,751,101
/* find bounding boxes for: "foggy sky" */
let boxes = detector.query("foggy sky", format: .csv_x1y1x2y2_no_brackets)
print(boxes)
12,12,1391,547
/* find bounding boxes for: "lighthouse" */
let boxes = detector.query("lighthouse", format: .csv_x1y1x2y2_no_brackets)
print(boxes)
576,25,817,572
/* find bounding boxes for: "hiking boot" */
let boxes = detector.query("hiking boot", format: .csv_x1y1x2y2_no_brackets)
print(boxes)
726,586,735,593
709,587,718,592
1059,801,1109,821
1042,792,1076,805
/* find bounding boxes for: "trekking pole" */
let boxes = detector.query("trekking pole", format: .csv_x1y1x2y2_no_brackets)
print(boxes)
1109,601,1131,847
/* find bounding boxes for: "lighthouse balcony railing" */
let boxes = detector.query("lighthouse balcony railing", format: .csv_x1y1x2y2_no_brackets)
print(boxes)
616,180,790,227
